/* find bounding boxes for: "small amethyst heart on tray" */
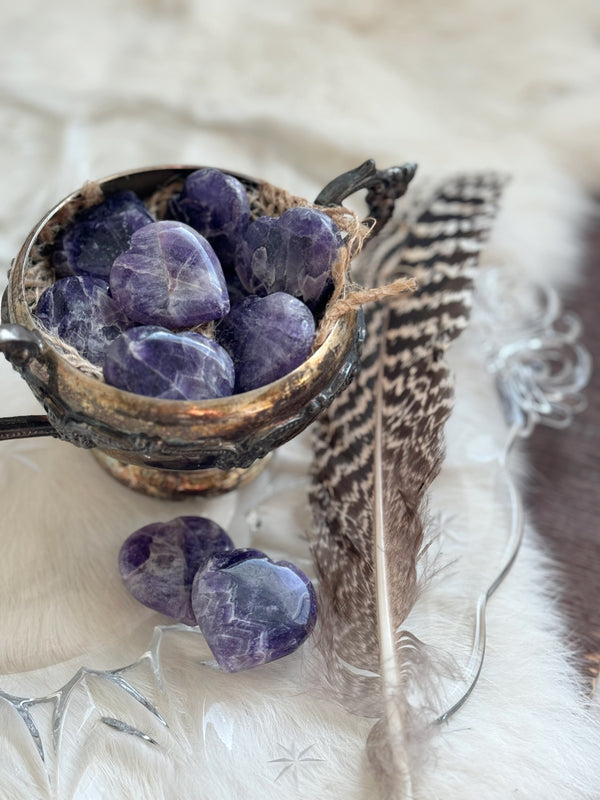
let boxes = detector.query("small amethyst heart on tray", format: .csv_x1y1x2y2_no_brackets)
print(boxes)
191,548,317,672
118,516,234,625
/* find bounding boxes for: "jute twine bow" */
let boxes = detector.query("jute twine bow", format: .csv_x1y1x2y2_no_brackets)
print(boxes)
246,183,417,347
313,207,416,348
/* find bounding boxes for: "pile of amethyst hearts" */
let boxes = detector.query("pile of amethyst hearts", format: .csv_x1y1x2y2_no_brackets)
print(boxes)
119,515,317,672
34,168,345,399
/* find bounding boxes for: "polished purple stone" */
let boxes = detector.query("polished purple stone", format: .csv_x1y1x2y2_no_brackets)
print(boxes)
235,207,343,313
110,221,230,328
169,168,251,269
217,293,315,392
53,191,154,279
191,548,317,672
103,326,235,400
119,516,234,625
35,276,132,365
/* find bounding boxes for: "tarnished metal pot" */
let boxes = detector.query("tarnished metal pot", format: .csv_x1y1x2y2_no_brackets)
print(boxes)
0,161,414,496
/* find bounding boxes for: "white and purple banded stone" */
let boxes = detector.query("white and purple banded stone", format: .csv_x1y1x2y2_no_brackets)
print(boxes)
103,326,235,400
119,516,234,625
217,293,315,392
52,191,154,280
169,168,250,269
191,548,317,672
235,206,343,313
35,276,132,365
110,221,230,328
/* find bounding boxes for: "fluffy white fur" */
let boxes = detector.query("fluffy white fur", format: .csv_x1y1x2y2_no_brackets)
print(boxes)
0,1,599,797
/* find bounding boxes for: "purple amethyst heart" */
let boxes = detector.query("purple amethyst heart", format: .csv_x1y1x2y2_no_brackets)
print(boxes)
191,548,317,672
103,326,235,401
109,220,230,328
119,516,234,625
234,206,343,313
35,275,132,365
169,168,250,270
52,191,154,280
216,292,315,392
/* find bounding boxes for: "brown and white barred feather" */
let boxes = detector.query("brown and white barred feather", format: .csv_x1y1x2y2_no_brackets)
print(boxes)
309,173,506,798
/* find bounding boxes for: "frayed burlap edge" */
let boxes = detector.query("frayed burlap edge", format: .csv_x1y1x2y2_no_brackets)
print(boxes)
22,173,415,381
24,181,104,312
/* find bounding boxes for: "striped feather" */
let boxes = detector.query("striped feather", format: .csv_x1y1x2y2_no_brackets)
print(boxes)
309,173,506,797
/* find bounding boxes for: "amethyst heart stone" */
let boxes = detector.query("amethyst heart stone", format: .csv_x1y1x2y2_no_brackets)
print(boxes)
217,293,315,392
109,220,230,328
191,548,317,672
52,191,154,279
169,168,251,269
235,206,343,313
103,326,235,400
35,276,132,365
119,516,233,625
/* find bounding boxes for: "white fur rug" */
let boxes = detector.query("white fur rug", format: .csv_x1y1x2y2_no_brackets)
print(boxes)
0,1,599,798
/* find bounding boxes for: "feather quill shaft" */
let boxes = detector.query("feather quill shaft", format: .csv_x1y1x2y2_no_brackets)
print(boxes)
374,307,415,799
309,173,506,798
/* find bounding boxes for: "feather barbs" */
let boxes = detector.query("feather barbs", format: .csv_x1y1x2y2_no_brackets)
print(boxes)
309,173,506,797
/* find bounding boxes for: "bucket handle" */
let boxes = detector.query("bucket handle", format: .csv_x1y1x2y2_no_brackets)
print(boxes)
0,323,56,441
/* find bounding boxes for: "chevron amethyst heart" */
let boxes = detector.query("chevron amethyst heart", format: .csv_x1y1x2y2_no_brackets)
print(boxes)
235,206,343,313
52,191,154,279
119,516,233,625
191,548,317,672
103,326,235,400
169,168,251,270
35,275,132,365
109,220,230,328
216,292,315,392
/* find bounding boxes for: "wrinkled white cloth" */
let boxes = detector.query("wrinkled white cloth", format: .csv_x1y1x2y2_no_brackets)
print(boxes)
0,2,599,798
